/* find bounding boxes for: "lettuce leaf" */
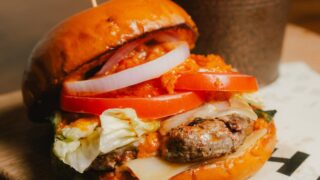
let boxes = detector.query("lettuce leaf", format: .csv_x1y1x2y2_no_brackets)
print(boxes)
61,122,97,140
53,116,100,173
53,108,160,173
63,130,101,173
99,108,160,154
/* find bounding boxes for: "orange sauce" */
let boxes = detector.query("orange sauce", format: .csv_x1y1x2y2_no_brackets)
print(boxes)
160,54,233,94
57,117,99,132
99,41,233,99
69,118,99,131
137,132,160,158
253,118,270,130
109,42,175,74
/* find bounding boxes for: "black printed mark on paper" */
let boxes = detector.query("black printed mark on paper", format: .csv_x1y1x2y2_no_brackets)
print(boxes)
268,151,309,176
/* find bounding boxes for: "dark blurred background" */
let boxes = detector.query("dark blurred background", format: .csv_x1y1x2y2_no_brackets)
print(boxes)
0,0,319,94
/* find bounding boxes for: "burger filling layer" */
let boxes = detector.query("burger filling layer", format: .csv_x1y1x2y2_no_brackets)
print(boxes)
54,33,273,178
53,94,259,173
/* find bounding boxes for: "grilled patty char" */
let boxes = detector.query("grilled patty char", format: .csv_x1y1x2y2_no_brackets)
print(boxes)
90,146,137,171
161,115,252,162
89,115,252,169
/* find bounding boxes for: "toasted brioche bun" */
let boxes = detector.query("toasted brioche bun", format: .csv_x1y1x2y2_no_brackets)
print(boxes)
170,119,276,180
22,0,198,122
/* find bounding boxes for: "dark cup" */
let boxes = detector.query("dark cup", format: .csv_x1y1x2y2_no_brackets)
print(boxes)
174,0,289,85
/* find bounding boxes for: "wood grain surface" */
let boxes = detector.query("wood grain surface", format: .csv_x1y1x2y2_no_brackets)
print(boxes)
0,24,319,180
0,91,54,180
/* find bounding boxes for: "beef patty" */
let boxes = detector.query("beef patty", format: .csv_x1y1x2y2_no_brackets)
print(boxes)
90,146,137,171
161,114,253,162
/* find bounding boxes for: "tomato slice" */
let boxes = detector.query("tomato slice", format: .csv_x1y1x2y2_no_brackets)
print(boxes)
174,72,258,92
61,92,204,120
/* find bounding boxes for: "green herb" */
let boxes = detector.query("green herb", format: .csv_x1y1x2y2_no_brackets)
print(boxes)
55,134,66,141
254,109,277,122
55,134,75,143
51,112,62,128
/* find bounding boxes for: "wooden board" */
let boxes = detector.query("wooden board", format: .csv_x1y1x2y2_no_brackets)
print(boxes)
0,92,54,179
0,24,320,180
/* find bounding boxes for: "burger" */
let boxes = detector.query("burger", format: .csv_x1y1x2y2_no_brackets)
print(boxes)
22,0,277,179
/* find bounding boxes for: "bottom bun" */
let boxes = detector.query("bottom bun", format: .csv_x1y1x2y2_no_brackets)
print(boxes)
170,118,276,180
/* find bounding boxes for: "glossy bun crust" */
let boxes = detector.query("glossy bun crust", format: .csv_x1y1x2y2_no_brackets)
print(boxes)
22,0,198,122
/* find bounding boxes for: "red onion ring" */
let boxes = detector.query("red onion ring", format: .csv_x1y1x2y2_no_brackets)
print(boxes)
96,33,179,76
95,37,151,76
64,42,190,96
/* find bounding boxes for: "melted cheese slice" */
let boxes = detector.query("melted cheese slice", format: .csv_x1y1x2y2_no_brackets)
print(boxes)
126,157,193,180
126,129,267,180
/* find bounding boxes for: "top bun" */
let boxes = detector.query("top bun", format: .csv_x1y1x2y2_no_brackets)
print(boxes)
22,0,198,122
